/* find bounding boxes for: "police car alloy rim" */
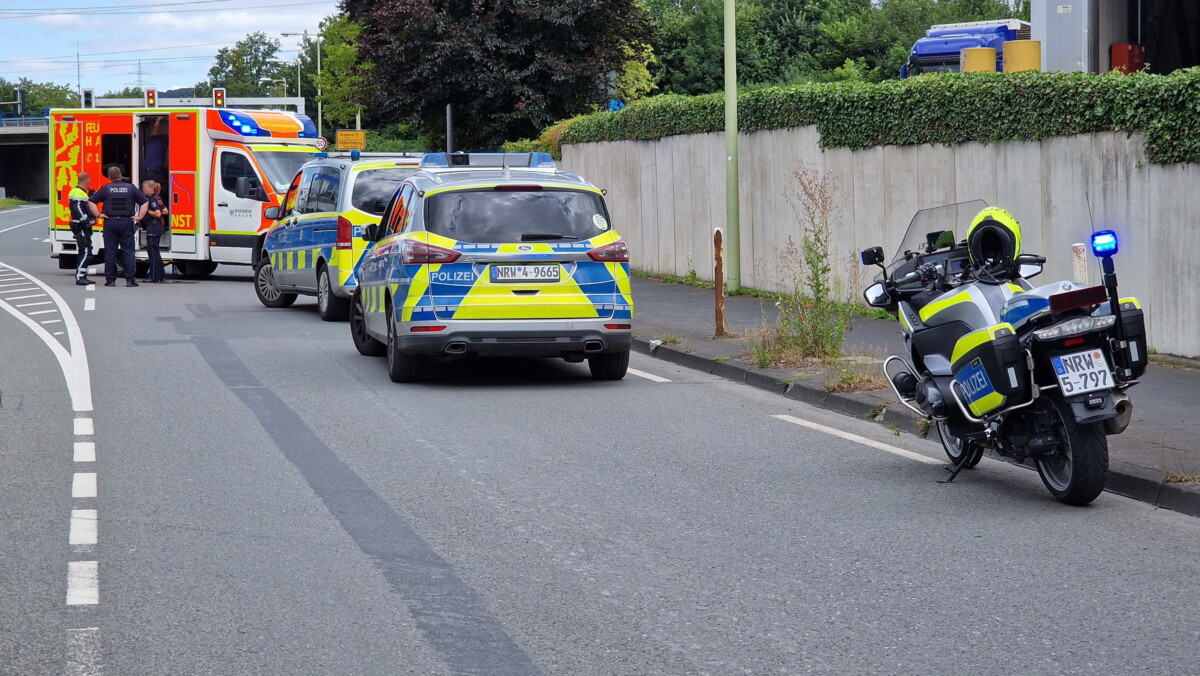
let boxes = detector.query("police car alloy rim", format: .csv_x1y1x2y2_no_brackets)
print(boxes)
257,263,281,302
318,270,330,313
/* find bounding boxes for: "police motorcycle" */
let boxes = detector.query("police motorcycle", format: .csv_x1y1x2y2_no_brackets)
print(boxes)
860,202,1147,505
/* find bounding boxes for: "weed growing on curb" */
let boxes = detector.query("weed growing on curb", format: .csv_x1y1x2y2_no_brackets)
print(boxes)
659,334,683,345
824,364,889,393
1164,472,1200,485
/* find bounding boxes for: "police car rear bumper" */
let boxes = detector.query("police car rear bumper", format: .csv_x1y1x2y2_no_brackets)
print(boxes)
396,319,632,358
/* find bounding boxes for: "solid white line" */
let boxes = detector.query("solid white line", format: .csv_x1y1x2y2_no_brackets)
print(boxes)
74,442,96,462
0,215,49,235
771,414,943,466
6,293,44,301
0,287,37,295
65,627,102,676
83,298,95,311
75,418,94,435
0,281,33,289
66,561,99,605
27,309,57,315
72,473,97,498
70,510,98,545
16,301,52,308
628,367,671,383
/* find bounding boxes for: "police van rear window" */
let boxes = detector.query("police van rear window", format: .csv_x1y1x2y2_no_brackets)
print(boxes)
351,168,416,215
425,189,610,244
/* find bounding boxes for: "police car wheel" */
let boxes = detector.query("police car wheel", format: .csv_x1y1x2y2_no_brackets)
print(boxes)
588,349,629,381
386,308,426,383
350,292,386,357
317,265,351,322
254,258,297,309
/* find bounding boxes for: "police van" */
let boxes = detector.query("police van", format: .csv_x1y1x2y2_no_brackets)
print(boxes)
349,152,633,382
49,96,322,276
253,152,421,320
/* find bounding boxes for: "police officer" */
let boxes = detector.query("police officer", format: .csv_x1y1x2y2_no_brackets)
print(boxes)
68,172,96,286
88,166,148,287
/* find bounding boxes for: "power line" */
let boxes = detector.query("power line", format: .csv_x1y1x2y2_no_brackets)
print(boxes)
0,41,238,64
0,0,334,19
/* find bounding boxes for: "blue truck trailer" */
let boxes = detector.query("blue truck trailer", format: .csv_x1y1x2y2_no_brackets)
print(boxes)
902,19,1031,77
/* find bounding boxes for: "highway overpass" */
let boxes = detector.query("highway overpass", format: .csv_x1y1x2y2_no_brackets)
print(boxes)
0,118,49,202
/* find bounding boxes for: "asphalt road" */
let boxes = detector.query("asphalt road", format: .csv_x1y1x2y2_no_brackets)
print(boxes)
2,205,1199,675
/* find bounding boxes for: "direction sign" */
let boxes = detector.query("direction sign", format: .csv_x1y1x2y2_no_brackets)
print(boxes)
336,129,366,151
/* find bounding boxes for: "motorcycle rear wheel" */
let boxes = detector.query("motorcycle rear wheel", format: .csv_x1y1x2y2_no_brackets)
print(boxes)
1035,394,1108,506
937,421,983,468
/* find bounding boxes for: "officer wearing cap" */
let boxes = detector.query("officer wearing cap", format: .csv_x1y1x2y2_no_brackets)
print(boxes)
88,165,149,287
68,172,96,286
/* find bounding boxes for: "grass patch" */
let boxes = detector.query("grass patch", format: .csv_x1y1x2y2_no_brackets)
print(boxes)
0,197,31,208
658,333,683,345
823,362,889,393
1164,472,1200,485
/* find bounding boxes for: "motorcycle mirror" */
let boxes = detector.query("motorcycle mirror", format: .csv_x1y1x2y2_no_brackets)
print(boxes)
860,246,884,267
863,282,890,308
1018,262,1043,280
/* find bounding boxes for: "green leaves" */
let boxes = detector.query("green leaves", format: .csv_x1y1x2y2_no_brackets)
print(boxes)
558,69,1200,165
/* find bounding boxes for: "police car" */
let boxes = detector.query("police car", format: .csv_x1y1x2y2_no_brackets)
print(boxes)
350,152,633,382
254,152,420,320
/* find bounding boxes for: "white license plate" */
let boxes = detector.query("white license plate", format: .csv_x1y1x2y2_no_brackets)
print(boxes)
490,264,560,283
1051,349,1112,395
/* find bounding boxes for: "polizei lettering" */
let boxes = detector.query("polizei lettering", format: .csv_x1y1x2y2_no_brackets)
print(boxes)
429,270,475,283
957,359,994,401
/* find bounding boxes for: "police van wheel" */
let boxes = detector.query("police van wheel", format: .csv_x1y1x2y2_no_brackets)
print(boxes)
350,292,386,357
317,265,351,322
387,307,426,383
588,349,629,381
254,258,297,309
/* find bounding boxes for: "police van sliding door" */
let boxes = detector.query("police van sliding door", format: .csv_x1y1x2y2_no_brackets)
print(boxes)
167,112,198,254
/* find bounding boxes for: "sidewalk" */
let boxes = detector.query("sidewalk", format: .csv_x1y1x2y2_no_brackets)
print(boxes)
630,277,1200,516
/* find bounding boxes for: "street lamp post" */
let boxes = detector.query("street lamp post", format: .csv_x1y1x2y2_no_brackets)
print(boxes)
282,31,322,137
270,59,301,106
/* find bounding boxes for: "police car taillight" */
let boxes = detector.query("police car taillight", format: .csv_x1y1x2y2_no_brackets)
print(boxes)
401,240,461,264
587,240,629,263
336,216,353,250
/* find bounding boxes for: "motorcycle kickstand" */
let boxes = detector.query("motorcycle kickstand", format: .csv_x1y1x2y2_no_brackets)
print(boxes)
938,452,974,484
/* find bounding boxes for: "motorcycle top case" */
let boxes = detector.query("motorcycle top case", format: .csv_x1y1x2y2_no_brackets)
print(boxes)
949,322,1027,417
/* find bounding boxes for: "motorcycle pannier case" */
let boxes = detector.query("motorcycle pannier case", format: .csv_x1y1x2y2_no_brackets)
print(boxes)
950,323,1027,417
1117,298,1147,379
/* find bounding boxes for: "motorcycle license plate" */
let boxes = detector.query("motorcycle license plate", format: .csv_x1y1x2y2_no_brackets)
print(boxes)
490,265,560,283
1051,349,1112,395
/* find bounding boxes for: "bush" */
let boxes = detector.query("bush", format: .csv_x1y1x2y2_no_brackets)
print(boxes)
557,69,1200,164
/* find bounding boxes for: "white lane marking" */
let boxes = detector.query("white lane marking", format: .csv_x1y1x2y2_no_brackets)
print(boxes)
74,442,96,462
27,309,57,315
772,414,943,466
75,418,94,435
6,293,44,301
70,510,98,545
0,263,93,411
16,301,52,308
0,287,37,295
65,627,102,676
86,285,95,292
66,562,99,605
72,473,97,498
41,238,51,243
628,367,671,383
83,298,95,311
54,331,65,336
0,215,49,235
88,267,98,276
0,280,34,289
41,319,63,325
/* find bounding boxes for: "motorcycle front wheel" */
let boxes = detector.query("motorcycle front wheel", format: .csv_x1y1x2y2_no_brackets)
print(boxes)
1035,394,1109,506
937,421,983,468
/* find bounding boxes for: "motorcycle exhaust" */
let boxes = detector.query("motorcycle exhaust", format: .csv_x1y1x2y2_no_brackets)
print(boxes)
1104,392,1134,435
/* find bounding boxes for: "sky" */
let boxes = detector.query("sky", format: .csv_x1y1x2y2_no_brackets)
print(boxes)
0,0,342,96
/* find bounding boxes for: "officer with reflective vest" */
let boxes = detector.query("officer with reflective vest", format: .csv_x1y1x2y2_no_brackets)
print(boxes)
68,172,96,286
88,165,149,287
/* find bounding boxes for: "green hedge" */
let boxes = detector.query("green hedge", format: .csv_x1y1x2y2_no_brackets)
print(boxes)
558,69,1200,164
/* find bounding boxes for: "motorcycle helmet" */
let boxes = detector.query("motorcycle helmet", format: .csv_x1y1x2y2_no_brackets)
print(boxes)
966,207,1022,280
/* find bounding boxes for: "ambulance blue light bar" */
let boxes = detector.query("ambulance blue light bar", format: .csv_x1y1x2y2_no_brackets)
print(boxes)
1091,230,1118,256
419,152,556,169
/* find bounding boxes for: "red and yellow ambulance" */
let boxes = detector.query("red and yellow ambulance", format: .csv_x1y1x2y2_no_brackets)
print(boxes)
49,106,322,276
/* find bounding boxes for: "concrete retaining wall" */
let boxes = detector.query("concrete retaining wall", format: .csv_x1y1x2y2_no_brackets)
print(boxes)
562,128,1199,358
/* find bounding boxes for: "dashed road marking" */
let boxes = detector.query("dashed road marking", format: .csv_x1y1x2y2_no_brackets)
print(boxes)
15,300,52,308
628,367,671,383
0,214,49,235
65,627,102,676
75,418,93,435
771,414,943,466
72,473,97,498
70,510,98,546
74,442,96,462
66,562,99,605
84,298,95,311
86,284,95,291
27,309,57,315
6,293,44,301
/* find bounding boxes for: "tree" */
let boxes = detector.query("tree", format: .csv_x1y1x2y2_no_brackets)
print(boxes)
0,77,78,113
311,15,372,127
345,0,653,149
194,31,287,97
642,0,781,95
102,86,143,97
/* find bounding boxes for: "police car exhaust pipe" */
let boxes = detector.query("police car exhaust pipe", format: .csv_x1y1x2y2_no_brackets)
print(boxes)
444,342,467,354
584,340,604,353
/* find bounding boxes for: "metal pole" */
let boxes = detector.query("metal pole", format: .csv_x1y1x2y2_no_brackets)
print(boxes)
723,0,741,292
316,35,323,138
446,104,454,153
296,60,301,104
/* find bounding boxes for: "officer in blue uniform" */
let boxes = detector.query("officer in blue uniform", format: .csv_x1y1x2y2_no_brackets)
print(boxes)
88,165,149,287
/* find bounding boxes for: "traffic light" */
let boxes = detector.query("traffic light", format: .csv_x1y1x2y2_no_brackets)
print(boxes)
144,88,157,107
82,89,94,109
16,88,26,116
212,87,226,108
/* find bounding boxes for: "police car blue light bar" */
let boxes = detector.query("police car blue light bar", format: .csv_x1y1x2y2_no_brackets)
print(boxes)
418,152,556,169
1091,230,1118,256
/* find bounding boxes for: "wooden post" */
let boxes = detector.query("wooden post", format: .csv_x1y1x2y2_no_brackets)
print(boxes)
714,228,728,338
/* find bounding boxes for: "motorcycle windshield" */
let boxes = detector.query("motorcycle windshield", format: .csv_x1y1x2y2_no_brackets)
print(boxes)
888,200,989,272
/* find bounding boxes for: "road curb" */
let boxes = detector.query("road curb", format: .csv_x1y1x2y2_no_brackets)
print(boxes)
632,337,1200,517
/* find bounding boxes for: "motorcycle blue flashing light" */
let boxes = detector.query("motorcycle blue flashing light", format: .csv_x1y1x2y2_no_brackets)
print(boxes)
1091,230,1118,256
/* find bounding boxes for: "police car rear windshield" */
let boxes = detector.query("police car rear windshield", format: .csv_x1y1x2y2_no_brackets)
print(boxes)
426,189,610,244
351,168,416,215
